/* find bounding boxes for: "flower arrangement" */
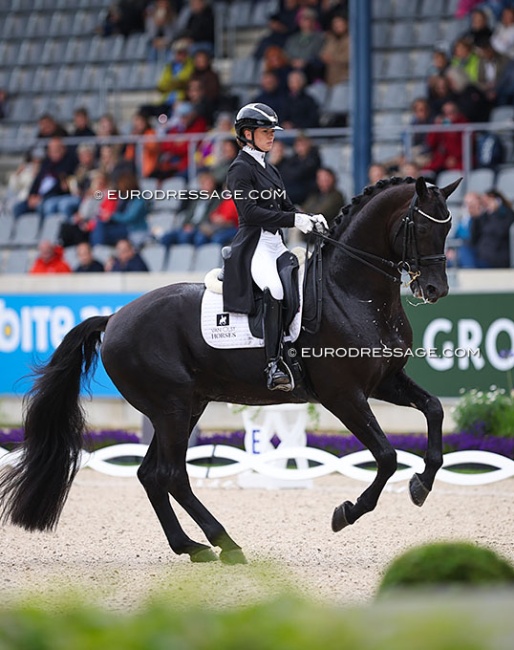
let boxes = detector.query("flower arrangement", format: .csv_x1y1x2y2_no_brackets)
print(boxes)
452,387,514,440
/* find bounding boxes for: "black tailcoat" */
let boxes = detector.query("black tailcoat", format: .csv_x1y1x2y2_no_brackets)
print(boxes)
222,150,297,314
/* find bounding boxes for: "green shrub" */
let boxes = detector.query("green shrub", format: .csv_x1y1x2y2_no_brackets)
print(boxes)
378,541,514,594
453,387,514,438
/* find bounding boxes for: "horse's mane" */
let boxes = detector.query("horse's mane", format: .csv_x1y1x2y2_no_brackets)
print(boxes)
329,176,417,236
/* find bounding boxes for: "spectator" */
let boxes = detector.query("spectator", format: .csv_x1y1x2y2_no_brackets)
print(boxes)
159,170,221,246
279,133,321,204
186,78,215,126
74,242,105,273
399,160,422,178
403,97,433,168
470,188,514,267
476,40,509,105
90,171,149,247
144,38,194,118
253,13,290,60
98,144,129,180
319,14,350,86
284,7,325,82
262,45,293,92
97,113,120,139
124,111,160,178
424,100,468,175
427,74,457,118
267,138,287,170
58,172,111,248
96,2,123,36
6,147,44,215
105,238,149,272
154,101,208,179
252,71,288,120
427,47,451,82
145,0,176,61
175,0,214,51
453,191,483,268
195,111,235,170
29,240,71,274
276,0,301,35
44,142,97,221
491,7,514,59
95,113,122,159
368,162,389,184
195,193,239,246
13,137,76,219
301,167,346,225
208,138,239,185
446,66,490,122
450,38,480,84
459,8,493,48
281,70,320,128
36,112,68,139
320,1,349,29
72,107,96,139
189,48,221,108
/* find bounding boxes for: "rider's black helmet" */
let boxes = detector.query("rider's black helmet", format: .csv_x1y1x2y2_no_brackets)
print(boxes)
234,103,283,148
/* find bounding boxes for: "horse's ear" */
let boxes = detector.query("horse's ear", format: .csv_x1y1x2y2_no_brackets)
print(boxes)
415,176,429,199
440,177,463,199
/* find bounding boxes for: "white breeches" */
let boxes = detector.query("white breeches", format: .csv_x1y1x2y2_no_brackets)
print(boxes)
251,230,288,300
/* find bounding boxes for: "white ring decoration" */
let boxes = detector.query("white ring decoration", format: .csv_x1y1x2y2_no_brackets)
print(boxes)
1,444,514,485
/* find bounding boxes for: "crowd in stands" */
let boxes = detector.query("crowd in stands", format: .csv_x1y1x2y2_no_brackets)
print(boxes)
2,0,514,271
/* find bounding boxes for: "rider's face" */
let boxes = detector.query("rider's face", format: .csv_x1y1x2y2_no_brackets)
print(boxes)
251,127,275,152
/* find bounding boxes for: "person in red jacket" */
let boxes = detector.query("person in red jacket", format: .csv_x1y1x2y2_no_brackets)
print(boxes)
424,101,468,175
29,240,71,274
156,101,208,179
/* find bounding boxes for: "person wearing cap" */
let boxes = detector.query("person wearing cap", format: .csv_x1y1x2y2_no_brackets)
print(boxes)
141,38,194,118
222,102,327,392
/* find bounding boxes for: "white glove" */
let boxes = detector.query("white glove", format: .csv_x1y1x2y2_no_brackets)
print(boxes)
294,213,315,233
311,214,329,231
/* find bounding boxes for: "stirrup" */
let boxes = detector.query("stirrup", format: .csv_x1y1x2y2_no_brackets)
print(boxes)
266,359,295,392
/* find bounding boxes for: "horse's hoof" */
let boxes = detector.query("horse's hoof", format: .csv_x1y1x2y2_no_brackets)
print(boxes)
409,473,430,507
190,547,219,563
220,548,247,565
332,501,353,532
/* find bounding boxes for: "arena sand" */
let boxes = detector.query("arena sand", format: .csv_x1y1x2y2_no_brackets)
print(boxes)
0,471,513,611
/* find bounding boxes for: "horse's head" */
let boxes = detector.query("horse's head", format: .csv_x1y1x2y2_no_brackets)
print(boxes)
393,176,462,303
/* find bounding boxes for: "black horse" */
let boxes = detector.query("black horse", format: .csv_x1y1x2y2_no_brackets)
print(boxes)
0,176,461,565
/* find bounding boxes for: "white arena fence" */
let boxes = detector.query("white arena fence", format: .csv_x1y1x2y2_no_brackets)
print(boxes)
1,444,514,486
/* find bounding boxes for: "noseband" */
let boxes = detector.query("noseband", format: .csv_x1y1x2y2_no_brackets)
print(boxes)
314,192,451,285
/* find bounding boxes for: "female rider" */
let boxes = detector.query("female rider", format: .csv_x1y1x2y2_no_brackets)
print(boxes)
222,103,327,391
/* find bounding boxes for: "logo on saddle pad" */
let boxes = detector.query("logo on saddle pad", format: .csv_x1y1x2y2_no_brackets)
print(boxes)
200,253,306,350
216,313,230,326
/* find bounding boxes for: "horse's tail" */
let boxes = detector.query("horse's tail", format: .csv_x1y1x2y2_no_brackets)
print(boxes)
0,315,111,531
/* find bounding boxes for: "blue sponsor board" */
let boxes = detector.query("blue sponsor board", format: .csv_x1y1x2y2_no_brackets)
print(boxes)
0,293,140,396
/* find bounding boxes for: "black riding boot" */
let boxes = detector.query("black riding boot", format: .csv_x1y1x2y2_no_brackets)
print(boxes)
262,289,294,392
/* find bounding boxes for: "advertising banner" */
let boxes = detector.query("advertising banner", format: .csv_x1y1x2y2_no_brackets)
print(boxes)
1,291,513,398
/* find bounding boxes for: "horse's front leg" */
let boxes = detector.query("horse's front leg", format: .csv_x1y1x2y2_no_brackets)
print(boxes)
372,369,444,507
322,395,398,532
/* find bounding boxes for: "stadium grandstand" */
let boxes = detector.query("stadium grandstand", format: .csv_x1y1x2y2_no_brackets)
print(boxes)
1,0,514,273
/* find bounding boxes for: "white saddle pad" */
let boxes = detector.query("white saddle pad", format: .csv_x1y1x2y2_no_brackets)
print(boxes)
200,249,306,350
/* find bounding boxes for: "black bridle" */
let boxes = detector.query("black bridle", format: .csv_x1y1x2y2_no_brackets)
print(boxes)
312,193,452,285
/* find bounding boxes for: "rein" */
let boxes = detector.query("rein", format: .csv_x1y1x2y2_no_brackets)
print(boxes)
313,193,451,285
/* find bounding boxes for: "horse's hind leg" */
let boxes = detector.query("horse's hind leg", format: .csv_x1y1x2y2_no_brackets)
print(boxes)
138,436,218,563
142,405,246,564
323,396,398,532
372,370,444,507
163,405,246,565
